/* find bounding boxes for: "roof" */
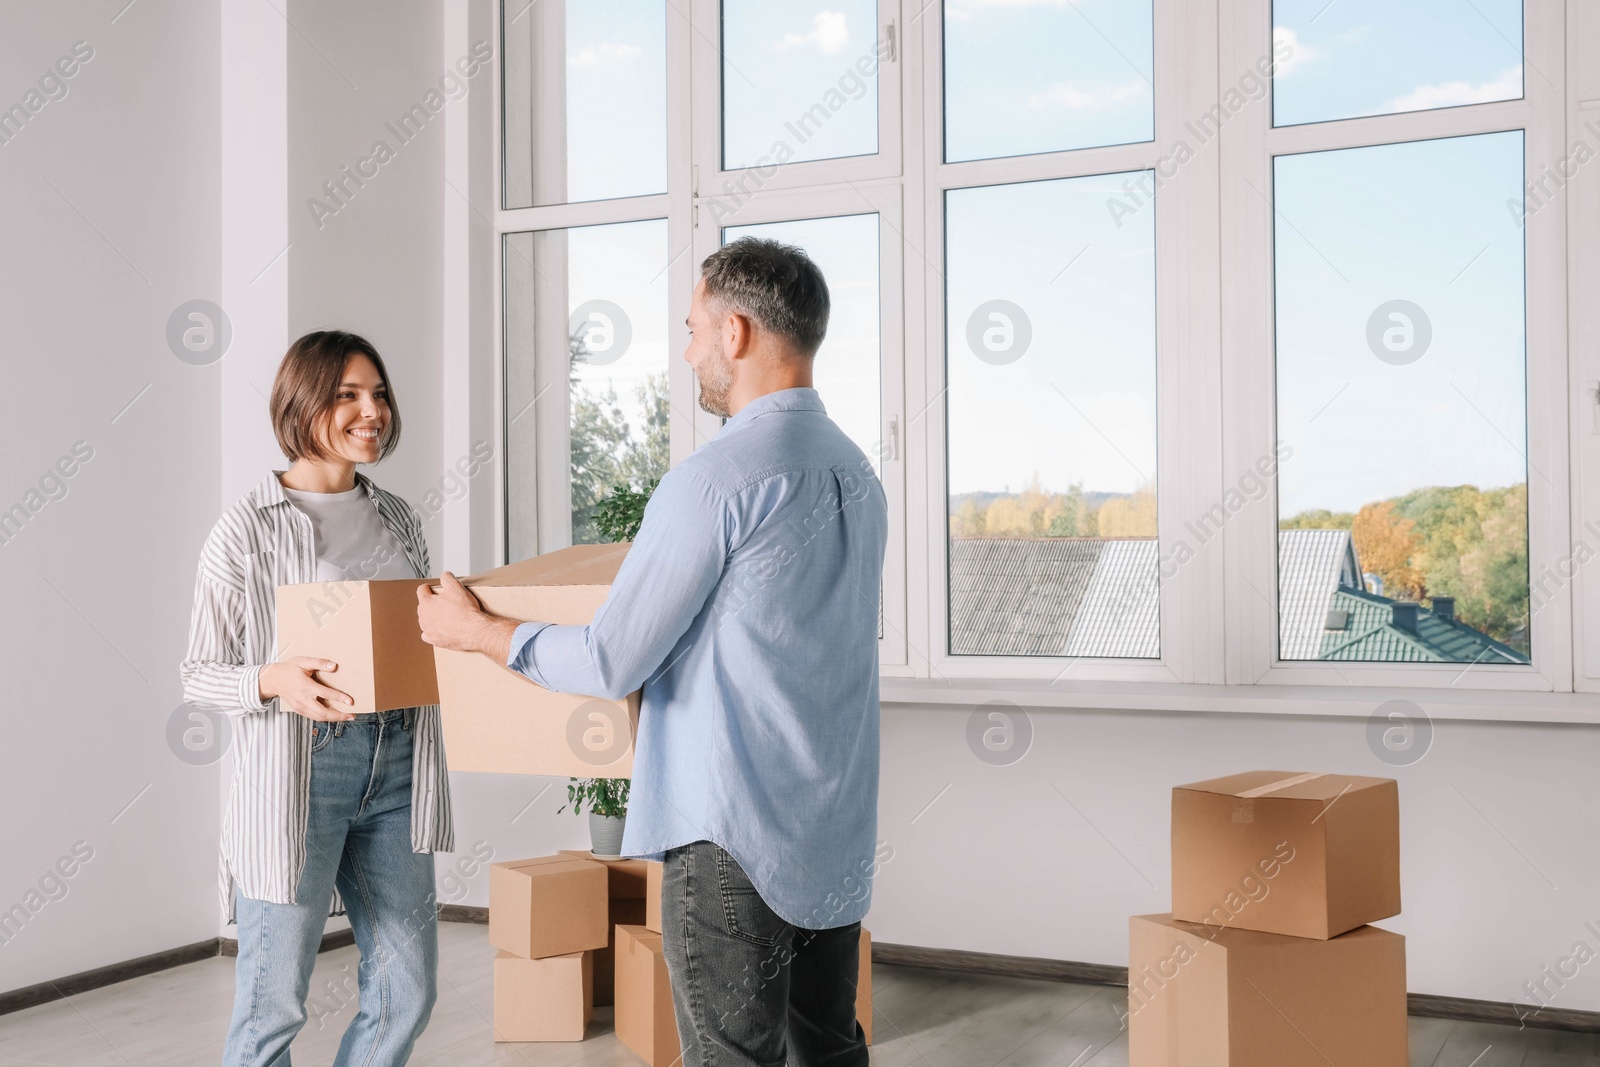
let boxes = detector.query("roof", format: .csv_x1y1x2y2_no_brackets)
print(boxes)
948,538,1158,658
1277,528,1361,660
1318,587,1528,664
947,528,1524,664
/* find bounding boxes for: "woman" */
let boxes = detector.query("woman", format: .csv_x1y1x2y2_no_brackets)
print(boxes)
181,331,453,1067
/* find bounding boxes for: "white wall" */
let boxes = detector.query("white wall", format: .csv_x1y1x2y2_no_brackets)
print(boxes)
0,0,222,993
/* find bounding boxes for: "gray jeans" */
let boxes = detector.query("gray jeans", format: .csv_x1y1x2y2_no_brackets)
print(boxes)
659,841,868,1067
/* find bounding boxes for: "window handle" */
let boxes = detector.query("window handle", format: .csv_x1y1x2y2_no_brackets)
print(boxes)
883,21,897,63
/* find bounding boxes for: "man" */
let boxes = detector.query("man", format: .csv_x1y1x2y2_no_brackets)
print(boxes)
419,237,888,1067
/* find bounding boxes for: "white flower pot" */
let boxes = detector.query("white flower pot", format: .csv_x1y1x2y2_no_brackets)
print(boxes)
589,812,626,858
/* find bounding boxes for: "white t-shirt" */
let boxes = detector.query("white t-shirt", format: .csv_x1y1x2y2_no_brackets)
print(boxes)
281,484,418,582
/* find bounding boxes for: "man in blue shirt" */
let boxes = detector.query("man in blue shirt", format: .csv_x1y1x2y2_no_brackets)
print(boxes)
419,237,887,1066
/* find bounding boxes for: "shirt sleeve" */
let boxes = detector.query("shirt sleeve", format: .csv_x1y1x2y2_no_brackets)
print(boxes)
505,468,731,701
179,568,271,716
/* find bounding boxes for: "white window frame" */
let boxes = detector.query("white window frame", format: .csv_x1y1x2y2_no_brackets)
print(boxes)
1220,0,1570,695
479,0,1600,723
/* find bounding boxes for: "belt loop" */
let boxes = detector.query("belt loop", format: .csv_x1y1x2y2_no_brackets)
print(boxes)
333,720,346,738
402,708,415,732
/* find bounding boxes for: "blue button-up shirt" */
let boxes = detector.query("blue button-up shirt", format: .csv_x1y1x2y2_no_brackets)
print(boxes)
506,388,887,928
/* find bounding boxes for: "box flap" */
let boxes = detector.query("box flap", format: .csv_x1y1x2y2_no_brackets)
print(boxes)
499,855,605,877
464,543,630,589
1175,770,1394,801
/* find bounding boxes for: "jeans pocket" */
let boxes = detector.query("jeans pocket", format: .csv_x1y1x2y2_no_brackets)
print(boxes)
310,723,335,754
714,847,785,946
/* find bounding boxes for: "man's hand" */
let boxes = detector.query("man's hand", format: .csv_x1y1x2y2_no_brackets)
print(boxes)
417,572,518,664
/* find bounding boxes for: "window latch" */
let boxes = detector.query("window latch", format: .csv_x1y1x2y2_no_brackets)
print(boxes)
883,21,897,63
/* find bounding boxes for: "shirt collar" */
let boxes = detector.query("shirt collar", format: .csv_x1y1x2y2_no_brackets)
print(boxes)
252,469,376,511
718,387,826,435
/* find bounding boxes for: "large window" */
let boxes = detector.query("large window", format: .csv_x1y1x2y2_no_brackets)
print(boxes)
492,0,1591,708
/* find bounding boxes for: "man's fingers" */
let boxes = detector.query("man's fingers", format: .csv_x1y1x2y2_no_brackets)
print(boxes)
417,582,437,602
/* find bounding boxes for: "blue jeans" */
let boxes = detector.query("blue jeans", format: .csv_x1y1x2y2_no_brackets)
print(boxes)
223,709,438,1067
659,841,867,1067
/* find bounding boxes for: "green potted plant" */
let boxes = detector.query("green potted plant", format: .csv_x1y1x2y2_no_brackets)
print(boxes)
560,778,631,857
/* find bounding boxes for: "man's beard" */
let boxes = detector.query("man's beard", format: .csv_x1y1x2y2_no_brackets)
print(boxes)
695,341,734,418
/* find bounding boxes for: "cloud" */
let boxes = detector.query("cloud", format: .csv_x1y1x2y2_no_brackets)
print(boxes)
775,11,850,55
569,42,643,68
1382,65,1522,113
1272,26,1318,77
1028,79,1146,110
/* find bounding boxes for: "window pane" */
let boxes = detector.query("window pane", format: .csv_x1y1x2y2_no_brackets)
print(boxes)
504,220,671,558
721,214,882,467
502,0,668,208
1272,0,1523,127
945,174,1159,658
943,0,1153,163
722,0,880,171
1274,133,1529,664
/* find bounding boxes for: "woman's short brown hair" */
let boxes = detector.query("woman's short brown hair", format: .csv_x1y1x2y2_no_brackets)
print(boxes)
270,330,402,462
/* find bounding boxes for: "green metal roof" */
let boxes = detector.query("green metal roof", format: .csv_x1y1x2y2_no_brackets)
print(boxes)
1317,588,1529,664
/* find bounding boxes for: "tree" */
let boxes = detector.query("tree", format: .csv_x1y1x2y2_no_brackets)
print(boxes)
1350,500,1425,602
568,327,669,544
1097,483,1157,537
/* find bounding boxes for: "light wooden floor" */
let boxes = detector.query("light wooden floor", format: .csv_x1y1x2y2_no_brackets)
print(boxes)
1,922,1597,1065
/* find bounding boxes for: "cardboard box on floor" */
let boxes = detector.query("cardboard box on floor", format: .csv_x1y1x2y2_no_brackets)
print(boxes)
615,924,680,1067
1171,770,1401,940
489,855,609,960
274,579,439,714
645,860,662,932
434,544,639,778
556,850,653,1007
1127,914,1406,1067
493,949,592,1042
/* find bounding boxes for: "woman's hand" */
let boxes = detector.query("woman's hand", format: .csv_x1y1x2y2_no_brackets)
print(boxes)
258,657,356,722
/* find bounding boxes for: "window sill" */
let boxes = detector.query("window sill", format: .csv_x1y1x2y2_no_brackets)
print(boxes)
878,676,1599,725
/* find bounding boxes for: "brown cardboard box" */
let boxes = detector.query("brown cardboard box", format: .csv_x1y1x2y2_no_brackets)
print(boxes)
434,544,639,777
615,924,681,1067
857,927,872,1045
555,849,650,1005
489,855,609,959
493,949,592,1042
1127,914,1406,1067
558,850,650,898
274,579,439,714
645,860,663,932
1171,770,1400,940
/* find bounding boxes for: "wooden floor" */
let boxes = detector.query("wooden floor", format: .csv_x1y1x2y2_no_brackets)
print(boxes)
1,922,1598,1065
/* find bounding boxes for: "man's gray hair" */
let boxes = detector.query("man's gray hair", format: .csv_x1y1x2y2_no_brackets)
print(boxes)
699,237,830,356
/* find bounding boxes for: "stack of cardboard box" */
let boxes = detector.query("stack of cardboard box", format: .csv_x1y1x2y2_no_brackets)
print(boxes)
1129,771,1407,1066
488,850,872,1060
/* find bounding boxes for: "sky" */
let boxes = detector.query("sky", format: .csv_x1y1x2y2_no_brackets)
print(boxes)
512,0,1532,526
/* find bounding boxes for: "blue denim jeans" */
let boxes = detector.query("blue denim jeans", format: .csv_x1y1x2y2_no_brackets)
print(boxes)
659,840,867,1067
223,709,438,1067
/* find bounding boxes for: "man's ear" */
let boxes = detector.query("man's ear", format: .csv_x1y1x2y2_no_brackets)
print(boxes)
724,311,752,360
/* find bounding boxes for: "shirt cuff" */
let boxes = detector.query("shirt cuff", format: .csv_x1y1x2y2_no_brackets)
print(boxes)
506,621,557,687
237,663,270,713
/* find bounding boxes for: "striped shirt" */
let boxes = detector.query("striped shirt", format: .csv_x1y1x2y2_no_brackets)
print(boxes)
181,471,454,918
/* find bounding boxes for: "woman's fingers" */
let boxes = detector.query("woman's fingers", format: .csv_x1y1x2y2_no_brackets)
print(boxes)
310,680,354,707
290,656,338,673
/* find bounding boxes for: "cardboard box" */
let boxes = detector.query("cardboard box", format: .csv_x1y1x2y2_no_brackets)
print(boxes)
1171,771,1400,940
274,579,438,714
434,544,639,777
645,860,663,933
493,949,592,1042
1127,914,1406,1067
489,855,609,960
857,927,872,1045
615,924,681,1067
558,850,650,898
592,899,647,1007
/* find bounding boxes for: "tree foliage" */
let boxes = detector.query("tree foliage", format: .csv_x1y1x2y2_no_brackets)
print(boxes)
569,326,669,544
